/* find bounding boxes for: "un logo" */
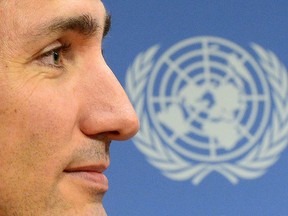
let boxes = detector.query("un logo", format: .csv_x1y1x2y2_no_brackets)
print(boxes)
126,36,288,185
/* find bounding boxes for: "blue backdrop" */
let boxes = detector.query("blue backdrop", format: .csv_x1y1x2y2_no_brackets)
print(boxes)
103,1,288,216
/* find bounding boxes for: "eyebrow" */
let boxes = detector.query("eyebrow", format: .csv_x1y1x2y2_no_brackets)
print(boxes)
32,12,111,39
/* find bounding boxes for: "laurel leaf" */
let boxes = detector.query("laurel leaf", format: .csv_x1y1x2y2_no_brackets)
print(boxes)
261,65,277,84
149,130,191,168
132,53,143,74
281,64,288,90
134,141,162,159
126,45,159,103
135,95,145,120
165,148,191,166
135,45,159,82
151,131,169,158
269,77,282,97
263,140,287,158
125,68,134,98
245,44,288,180
271,112,280,138
126,59,144,101
274,96,285,119
269,50,281,78
137,60,153,79
276,121,288,139
134,133,151,147
134,113,151,145
149,160,191,171
143,45,160,65
213,166,239,185
126,67,133,88
251,43,270,63
241,145,260,162
258,126,273,155
222,163,265,179
192,167,215,185
163,164,207,181
238,157,277,169
279,64,288,100
141,113,151,138
133,79,147,102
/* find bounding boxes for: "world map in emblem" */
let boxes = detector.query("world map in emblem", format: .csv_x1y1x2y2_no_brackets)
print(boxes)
147,37,271,162
126,36,288,184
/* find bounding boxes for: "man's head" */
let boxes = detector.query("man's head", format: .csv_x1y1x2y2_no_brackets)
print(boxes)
0,0,139,215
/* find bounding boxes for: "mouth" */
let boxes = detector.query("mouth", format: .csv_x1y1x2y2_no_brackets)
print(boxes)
63,165,109,193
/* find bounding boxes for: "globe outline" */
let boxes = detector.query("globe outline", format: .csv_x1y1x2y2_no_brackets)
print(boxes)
147,36,271,162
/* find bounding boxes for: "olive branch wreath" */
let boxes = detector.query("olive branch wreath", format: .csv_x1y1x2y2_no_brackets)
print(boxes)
125,43,288,185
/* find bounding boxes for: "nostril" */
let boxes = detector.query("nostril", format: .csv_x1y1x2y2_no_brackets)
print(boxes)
111,131,120,136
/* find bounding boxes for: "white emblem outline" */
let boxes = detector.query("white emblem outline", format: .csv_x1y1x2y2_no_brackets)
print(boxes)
125,37,288,185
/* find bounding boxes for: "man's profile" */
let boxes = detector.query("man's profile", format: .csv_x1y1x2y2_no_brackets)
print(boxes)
0,0,139,215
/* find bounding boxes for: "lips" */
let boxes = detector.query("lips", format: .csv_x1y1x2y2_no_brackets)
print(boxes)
64,165,108,173
64,164,109,192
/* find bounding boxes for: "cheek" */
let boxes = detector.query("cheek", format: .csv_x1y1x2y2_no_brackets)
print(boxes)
27,93,76,138
0,84,80,211
23,86,79,152
0,83,79,170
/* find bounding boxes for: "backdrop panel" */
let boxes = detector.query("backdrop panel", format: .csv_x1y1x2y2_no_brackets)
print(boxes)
103,1,288,216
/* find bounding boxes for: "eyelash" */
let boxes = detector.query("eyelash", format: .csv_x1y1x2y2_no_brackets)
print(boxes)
38,43,72,69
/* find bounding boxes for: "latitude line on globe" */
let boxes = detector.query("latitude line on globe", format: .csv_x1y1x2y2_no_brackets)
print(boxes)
150,96,181,103
164,57,192,82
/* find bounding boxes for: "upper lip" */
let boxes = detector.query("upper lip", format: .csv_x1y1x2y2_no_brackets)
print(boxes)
64,164,109,173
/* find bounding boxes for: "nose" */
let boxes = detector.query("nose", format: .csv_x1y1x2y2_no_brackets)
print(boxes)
78,58,139,141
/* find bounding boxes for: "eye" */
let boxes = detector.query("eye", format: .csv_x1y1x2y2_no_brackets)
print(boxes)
51,49,61,65
37,43,71,69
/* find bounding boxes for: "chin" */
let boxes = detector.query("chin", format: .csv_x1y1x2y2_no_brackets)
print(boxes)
43,202,107,216
62,204,107,216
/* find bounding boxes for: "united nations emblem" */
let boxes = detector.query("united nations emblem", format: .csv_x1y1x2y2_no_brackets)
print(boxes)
125,36,288,185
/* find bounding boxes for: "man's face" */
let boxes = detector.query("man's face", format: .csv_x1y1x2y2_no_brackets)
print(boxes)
0,0,139,215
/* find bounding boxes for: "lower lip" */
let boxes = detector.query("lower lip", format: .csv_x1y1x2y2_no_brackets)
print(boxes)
65,171,109,192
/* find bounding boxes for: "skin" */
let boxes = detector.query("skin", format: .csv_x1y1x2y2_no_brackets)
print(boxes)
0,0,139,215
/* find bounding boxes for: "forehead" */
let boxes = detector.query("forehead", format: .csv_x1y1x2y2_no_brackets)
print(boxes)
1,0,104,12
0,0,107,60
0,0,106,30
